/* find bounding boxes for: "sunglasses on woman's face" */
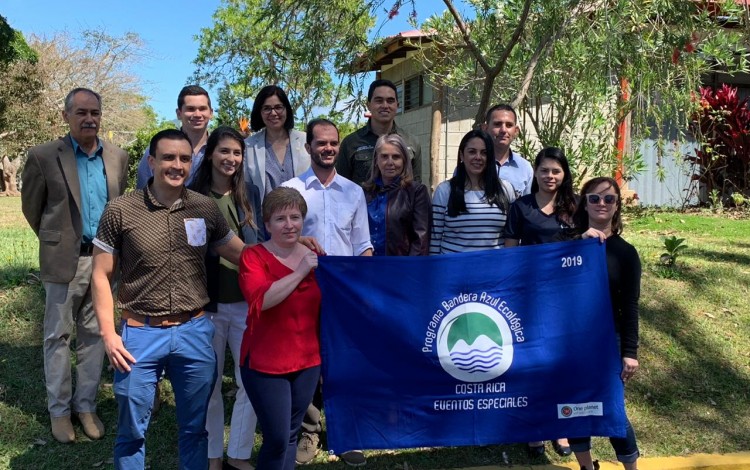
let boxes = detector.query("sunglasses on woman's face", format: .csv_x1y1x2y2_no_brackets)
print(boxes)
586,194,617,205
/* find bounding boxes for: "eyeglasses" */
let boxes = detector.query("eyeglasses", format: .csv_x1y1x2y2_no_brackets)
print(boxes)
586,194,618,205
261,105,286,115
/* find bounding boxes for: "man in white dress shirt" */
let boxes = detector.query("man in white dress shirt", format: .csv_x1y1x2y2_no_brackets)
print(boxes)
282,118,372,466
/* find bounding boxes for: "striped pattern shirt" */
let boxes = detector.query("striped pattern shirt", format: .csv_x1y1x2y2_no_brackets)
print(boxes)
429,180,516,255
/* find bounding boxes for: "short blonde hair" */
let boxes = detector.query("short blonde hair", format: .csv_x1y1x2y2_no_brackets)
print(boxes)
262,187,308,222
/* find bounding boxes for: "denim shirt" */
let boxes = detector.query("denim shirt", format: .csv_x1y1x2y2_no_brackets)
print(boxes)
72,137,106,243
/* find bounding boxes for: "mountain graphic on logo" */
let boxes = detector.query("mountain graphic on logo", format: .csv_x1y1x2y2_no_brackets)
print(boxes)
447,312,503,374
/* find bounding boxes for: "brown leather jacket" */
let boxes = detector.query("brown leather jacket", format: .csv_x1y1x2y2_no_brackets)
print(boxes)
365,181,431,256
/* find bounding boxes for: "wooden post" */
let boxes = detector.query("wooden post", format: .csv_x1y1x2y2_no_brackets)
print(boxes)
430,80,444,192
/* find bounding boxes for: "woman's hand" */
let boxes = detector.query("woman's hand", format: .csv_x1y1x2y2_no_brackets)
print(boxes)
621,357,639,382
581,228,607,243
296,250,319,275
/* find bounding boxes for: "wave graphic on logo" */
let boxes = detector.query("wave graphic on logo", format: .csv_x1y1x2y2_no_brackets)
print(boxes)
449,337,503,373
436,304,514,382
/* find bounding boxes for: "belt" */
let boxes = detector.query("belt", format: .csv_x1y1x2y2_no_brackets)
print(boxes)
80,243,94,256
121,309,205,328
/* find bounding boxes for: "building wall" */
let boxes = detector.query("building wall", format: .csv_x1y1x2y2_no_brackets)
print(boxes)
629,139,700,207
381,55,434,185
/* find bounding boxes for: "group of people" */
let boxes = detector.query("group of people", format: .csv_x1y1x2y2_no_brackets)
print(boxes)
21,79,641,470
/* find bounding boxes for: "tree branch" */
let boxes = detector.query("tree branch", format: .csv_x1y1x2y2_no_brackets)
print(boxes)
443,0,491,72
490,0,533,77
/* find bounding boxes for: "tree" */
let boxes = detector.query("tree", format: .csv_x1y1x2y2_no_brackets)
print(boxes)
0,18,49,193
193,0,375,124
27,30,151,149
415,0,749,181
0,15,37,64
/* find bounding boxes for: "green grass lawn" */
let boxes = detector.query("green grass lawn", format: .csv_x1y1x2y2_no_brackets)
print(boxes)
0,197,748,469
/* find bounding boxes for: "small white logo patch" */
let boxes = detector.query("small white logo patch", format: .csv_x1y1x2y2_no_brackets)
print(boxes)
184,218,206,246
558,402,603,419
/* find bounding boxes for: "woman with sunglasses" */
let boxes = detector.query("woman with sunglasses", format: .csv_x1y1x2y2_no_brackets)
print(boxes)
245,85,310,203
503,147,576,457
363,134,430,256
568,177,641,470
190,126,263,470
430,129,514,254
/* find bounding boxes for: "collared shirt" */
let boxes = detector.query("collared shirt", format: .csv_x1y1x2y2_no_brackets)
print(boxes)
94,183,234,316
337,120,422,184
495,150,534,198
264,139,294,194
282,168,373,256
135,136,207,189
71,137,107,243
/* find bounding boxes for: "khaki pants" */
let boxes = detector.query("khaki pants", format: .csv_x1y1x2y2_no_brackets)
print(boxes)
42,255,104,417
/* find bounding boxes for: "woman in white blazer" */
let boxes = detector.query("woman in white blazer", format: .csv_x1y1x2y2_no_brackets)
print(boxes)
244,85,310,204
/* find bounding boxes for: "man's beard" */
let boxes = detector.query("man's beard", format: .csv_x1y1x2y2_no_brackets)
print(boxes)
311,151,336,169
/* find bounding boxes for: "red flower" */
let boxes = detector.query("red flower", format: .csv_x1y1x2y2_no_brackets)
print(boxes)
672,47,680,64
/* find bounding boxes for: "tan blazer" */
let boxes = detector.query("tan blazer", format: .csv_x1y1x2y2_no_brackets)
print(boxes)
21,134,129,283
244,128,310,204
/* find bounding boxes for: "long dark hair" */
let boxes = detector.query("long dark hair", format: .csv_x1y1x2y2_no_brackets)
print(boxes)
572,176,623,236
189,126,256,228
447,129,510,217
531,147,577,225
250,85,294,132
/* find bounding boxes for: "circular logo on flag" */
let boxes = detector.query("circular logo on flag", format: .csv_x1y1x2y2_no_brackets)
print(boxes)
561,406,573,417
436,302,514,382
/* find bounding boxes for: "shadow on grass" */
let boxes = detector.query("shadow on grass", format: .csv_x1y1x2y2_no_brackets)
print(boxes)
636,291,750,453
688,248,750,267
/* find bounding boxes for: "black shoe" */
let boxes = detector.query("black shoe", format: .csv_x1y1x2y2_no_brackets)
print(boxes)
552,440,572,457
527,443,546,457
339,450,366,467
580,460,600,470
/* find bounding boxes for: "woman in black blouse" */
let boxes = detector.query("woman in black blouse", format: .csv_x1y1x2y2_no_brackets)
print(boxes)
504,147,577,247
569,176,641,470
504,147,576,457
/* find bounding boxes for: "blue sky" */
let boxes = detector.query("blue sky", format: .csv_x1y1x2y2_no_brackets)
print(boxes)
2,1,444,121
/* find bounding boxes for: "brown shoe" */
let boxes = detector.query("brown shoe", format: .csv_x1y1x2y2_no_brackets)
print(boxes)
76,412,105,440
51,416,75,443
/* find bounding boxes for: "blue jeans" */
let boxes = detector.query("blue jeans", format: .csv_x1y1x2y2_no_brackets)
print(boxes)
568,415,639,463
241,365,321,470
114,315,216,470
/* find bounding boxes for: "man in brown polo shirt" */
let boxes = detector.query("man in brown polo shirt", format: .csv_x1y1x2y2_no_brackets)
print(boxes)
90,129,245,470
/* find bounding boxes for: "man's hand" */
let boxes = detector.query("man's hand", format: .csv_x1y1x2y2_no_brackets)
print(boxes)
103,332,136,373
299,236,325,254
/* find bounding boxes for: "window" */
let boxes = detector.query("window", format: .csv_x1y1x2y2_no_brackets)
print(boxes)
403,75,423,112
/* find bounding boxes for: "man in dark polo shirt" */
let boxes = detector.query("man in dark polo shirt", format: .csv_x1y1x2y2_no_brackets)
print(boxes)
337,79,422,184
90,129,245,470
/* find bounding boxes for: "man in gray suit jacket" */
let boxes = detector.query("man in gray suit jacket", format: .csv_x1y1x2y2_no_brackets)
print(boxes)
21,87,129,443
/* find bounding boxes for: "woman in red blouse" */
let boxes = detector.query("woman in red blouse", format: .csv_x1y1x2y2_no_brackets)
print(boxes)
238,187,321,470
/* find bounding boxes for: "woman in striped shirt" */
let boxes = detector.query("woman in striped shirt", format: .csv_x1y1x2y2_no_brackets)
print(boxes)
430,129,515,254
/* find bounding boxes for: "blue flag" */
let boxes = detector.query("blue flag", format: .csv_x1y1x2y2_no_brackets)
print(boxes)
316,238,627,453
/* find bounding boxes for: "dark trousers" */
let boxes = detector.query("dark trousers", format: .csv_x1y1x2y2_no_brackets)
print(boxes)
241,365,320,470
300,382,324,434
568,415,639,464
